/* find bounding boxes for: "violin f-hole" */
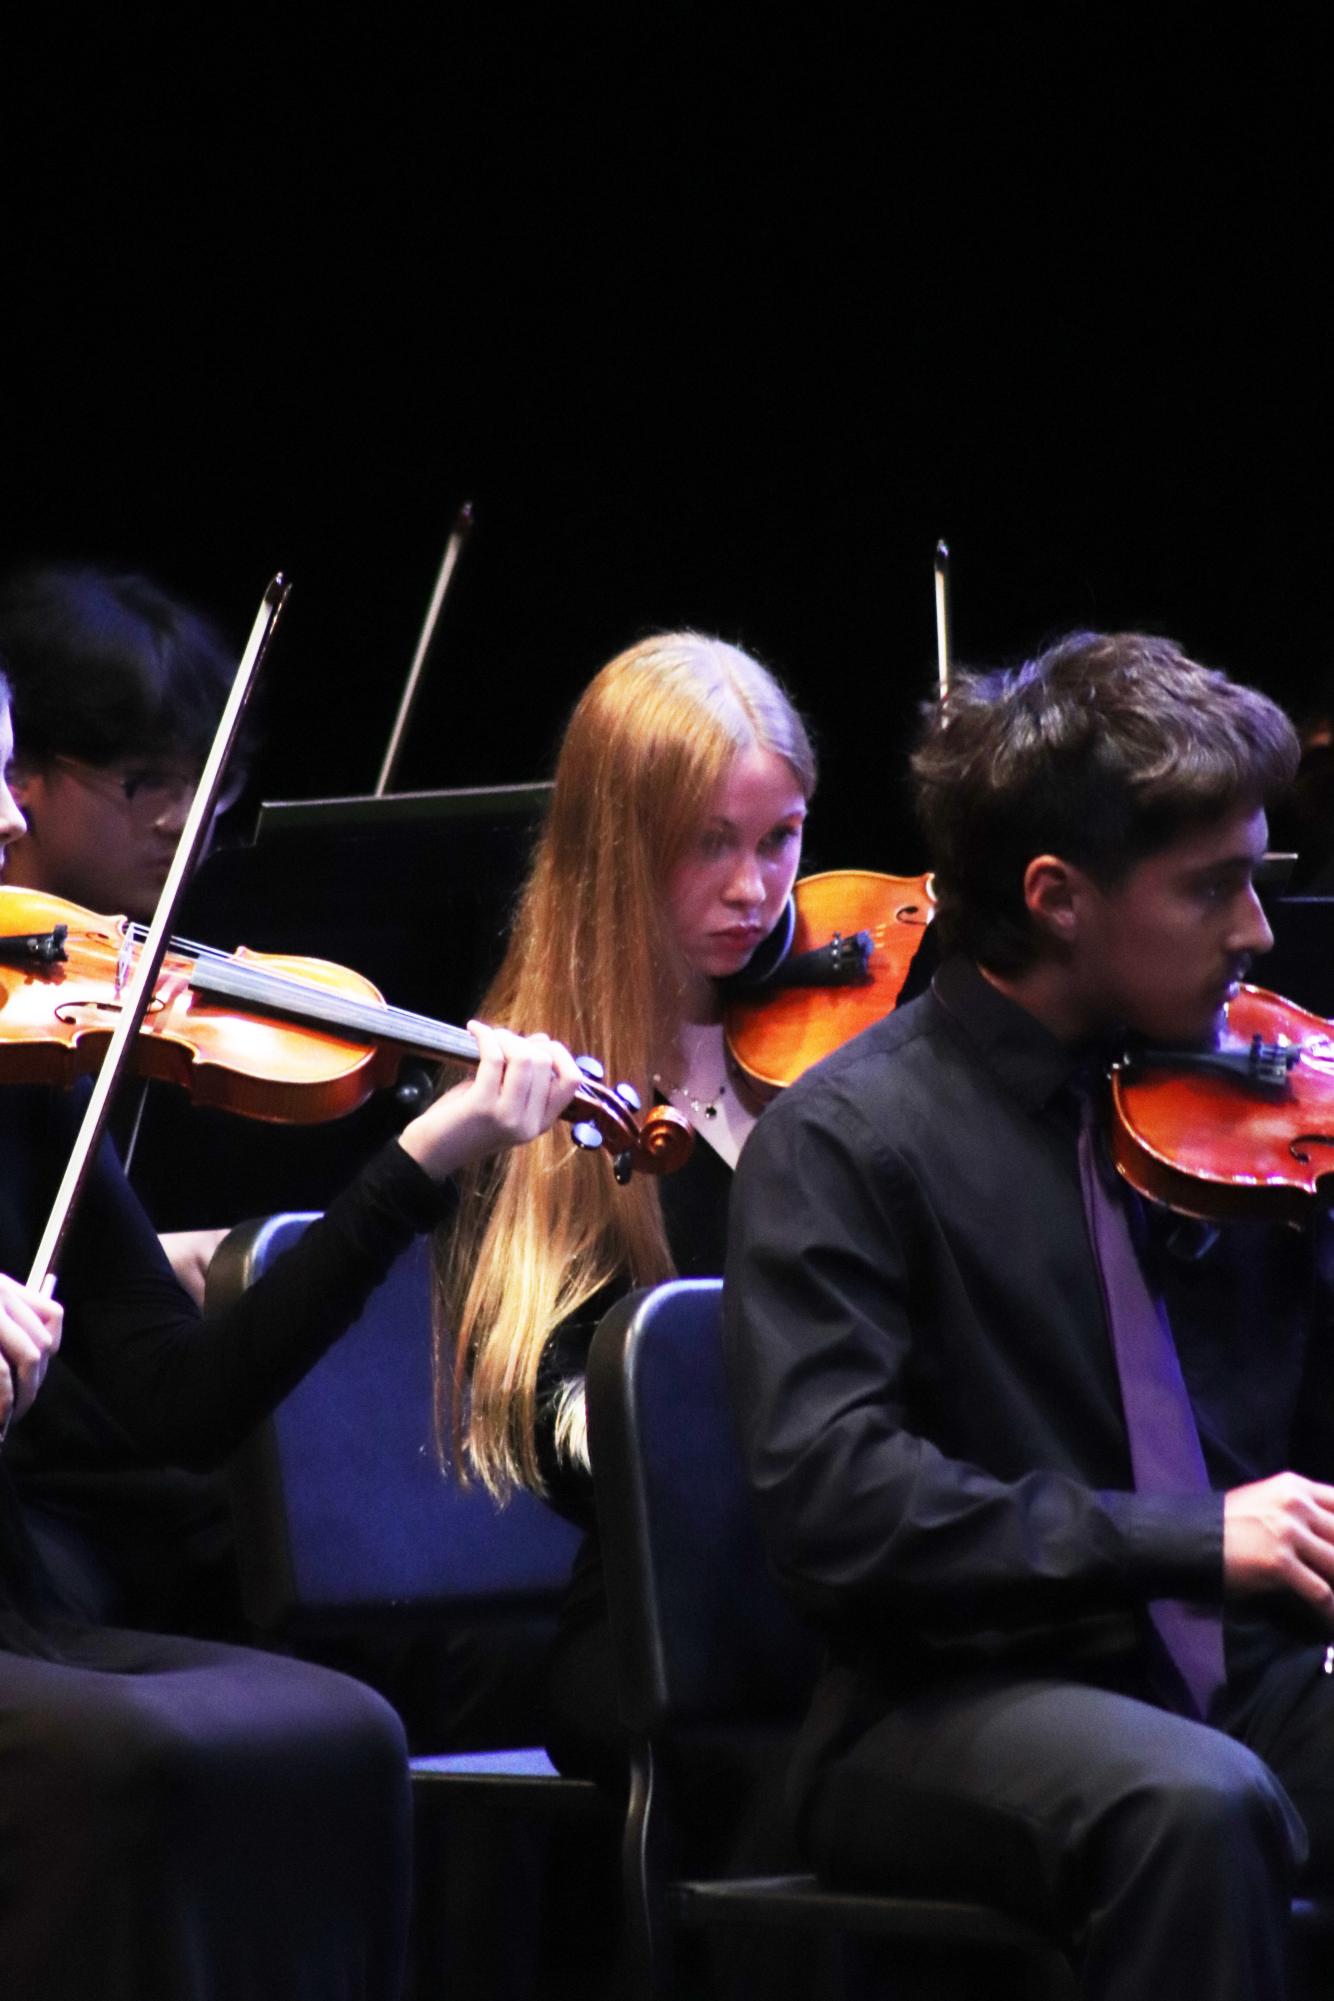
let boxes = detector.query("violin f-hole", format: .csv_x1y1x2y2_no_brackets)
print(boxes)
54,992,168,1026
1289,1133,1334,1169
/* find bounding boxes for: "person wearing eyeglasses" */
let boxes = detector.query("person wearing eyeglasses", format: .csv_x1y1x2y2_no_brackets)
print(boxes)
0,567,254,1302
0,567,260,1638
0,645,583,1997
0,564,250,924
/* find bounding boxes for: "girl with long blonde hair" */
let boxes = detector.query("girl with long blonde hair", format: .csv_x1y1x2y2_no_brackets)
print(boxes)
436,630,815,1784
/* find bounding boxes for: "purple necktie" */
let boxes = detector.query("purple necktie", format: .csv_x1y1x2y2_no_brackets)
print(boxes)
1077,1091,1226,1720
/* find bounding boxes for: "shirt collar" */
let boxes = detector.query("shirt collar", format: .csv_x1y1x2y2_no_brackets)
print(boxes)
931,955,1091,1115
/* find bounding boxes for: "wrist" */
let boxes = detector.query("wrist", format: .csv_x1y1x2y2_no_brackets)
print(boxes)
398,1112,468,1183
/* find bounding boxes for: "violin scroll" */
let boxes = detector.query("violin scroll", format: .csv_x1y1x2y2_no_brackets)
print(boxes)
616,1104,695,1180
567,1064,694,1180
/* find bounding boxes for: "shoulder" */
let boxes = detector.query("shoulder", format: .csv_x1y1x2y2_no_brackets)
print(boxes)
735,993,958,1206
758,991,952,1134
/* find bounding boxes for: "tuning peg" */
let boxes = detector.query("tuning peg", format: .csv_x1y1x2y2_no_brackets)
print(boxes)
570,1121,604,1151
614,1081,642,1112
614,1152,633,1185
575,1055,605,1081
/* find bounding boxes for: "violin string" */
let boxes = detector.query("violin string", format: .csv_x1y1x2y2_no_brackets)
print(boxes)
125,922,478,1056
125,924,600,1086
127,924,222,963
186,954,480,1061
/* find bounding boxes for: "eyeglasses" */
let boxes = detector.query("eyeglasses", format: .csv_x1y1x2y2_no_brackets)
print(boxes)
49,756,248,822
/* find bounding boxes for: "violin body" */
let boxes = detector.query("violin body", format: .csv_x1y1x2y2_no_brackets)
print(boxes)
0,887,692,1176
0,888,395,1122
1111,985,1334,1225
725,869,935,1095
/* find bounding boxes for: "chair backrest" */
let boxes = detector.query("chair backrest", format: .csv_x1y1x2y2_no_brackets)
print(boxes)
213,1215,581,1632
587,1278,820,1737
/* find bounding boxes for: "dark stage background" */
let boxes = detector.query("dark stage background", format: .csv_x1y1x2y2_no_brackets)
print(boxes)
3,9,1331,896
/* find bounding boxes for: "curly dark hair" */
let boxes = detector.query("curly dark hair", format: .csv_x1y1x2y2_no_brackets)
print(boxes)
912,631,1299,973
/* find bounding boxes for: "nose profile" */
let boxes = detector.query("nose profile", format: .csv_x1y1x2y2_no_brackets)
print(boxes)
0,782,27,849
1235,882,1274,959
154,786,194,836
726,854,765,907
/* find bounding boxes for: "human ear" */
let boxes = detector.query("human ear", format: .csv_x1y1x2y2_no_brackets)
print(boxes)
1022,854,1085,946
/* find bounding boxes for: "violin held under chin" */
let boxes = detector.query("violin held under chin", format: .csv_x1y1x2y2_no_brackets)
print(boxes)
1109,984,1334,1226
723,868,936,1097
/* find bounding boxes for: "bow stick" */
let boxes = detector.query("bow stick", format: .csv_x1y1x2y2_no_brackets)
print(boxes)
374,502,474,796
934,538,952,699
24,575,291,1293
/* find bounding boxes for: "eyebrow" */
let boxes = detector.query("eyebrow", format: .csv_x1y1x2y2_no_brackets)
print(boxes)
707,804,808,829
1183,853,1260,882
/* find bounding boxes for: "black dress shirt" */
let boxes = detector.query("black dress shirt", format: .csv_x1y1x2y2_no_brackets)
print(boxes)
723,957,1334,1716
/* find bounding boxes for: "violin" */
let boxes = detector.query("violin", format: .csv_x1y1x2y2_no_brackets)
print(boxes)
724,543,950,1097
1110,984,1334,1225
0,887,692,1182
724,868,935,1096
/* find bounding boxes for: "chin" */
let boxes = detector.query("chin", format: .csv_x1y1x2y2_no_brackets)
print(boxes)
107,887,156,924
700,944,758,978
1162,1005,1229,1049
1202,1006,1230,1049
1120,998,1223,1049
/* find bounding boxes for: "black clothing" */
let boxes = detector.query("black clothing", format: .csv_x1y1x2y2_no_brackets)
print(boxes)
541,1133,732,1786
724,958,1334,1998
0,1625,410,2001
725,958,1329,1724
4,1081,449,1641
0,1080,449,1999
6,1084,448,1482
803,1667,1304,2001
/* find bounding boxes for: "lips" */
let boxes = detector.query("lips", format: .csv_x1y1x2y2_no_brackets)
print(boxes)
1211,971,1249,1021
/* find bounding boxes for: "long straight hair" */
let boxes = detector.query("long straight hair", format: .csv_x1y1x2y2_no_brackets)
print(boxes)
434,632,815,1498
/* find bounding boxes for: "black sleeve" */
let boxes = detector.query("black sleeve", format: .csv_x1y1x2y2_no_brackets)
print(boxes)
722,1085,1221,1634
54,1114,453,1469
533,1284,620,1527
530,1138,734,1524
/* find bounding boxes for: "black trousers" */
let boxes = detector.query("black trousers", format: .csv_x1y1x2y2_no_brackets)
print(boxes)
0,1624,412,2001
806,1643,1334,2001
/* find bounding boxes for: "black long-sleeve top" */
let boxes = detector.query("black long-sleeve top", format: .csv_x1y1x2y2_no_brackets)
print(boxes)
723,958,1334,1727
534,1134,733,1664
535,1133,734,1527
0,1080,450,1645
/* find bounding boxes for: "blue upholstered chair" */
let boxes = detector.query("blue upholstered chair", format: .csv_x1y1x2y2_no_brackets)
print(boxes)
214,1216,580,1649
209,1216,611,1998
587,1280,1334,1999
587,1278,1083,2001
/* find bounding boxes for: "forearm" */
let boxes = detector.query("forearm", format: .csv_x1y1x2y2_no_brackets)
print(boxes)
63,1137,452,1465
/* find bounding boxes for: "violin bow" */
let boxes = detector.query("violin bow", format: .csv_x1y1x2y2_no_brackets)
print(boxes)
374,501,474,796
934,538,952,700
24,576,291,1294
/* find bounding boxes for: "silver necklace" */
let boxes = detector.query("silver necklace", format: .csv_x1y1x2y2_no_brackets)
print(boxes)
652,1072,728,1121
